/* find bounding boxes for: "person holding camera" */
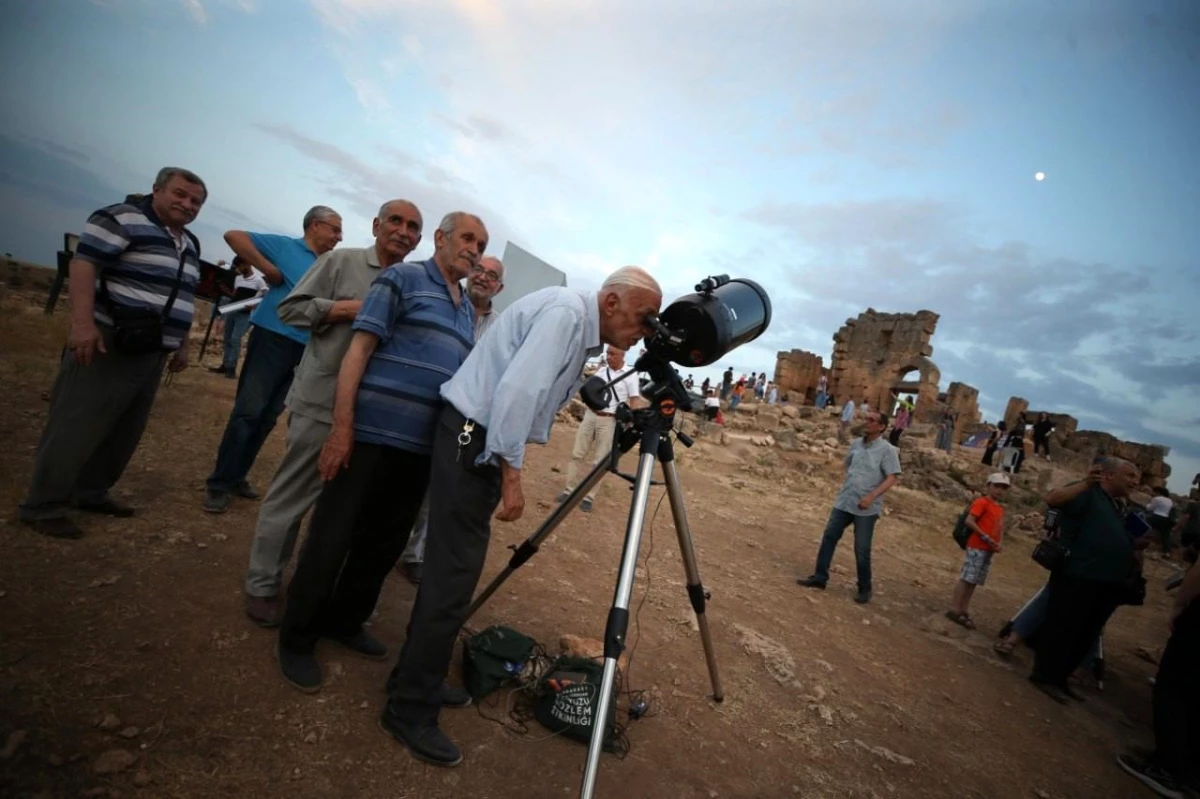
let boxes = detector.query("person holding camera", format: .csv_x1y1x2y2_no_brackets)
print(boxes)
379,266,662,768
1030,457,1141,703
18,167,207,540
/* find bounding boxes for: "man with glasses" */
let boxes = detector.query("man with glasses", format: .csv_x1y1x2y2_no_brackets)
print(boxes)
397,255,505,585
797,410,902,604
203,206,343,513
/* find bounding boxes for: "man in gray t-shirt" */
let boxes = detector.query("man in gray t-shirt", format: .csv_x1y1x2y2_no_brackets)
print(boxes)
798,409,902,603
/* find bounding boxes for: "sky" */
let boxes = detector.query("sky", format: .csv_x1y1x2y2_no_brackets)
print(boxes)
0,0,1197,492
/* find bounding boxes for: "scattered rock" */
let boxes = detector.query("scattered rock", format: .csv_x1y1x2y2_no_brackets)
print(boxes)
1034,790,1050,799
303,731,319,744
95,713,122,731
118,726,139,739
210,533,229,542
165,531,191,546
0,729,27,760
855,739,915,766
732,625,795,685
918,613,969,639
88,575,121,589
93,748,137,775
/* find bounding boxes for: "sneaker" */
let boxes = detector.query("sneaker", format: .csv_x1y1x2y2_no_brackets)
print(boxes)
233,481,260,500
73,497,135,517
202,489,231,514
331,629,388,661
556,490,571,503
796,576,827,590
1117,752,1184,799
580,497,594,512
378,710,463,767
278,644,322,693
854,589,872,604
245,594,282,628
21,517,85,540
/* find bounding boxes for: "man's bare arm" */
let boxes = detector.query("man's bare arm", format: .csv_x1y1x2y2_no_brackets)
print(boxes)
224,230,283,285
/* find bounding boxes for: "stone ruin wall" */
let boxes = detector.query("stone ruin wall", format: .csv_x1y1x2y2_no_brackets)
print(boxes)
1003,396,1169,489
773,349,824,403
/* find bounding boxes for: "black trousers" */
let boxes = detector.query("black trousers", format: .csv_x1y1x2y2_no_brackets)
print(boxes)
387,405,502,725
279,441,430,652
1032,570,1122,686
1033,436,1050,456
1154,602,1200,782
888,428,903,446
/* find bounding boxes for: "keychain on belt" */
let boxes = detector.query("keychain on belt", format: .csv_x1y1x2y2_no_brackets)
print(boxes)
456,419,476,463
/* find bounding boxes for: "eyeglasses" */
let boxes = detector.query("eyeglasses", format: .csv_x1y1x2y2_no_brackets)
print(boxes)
471,265,502,283
316,220,343,236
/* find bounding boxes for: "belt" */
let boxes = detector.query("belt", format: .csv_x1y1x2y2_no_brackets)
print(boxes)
595,410,616,418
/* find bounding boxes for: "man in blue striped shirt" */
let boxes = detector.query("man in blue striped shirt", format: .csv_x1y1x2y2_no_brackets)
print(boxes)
18,167,207,539
276,212,486,694
380,266,662,767
202,206,343,513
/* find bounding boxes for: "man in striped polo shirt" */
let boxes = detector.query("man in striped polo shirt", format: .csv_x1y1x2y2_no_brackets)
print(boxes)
202,206,343,513
18,167,207,539
276,212,486,693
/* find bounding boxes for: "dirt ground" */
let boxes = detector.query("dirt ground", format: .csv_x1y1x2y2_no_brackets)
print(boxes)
0,280,1182,799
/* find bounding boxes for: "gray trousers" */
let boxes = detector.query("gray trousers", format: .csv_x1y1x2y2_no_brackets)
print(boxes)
244,412,328,598
20,339,166,521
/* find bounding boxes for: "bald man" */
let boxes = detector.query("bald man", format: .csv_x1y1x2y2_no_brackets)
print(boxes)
380,267,662,767
242,200,423,627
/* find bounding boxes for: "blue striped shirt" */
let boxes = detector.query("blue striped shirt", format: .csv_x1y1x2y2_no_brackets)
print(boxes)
351,259,476,454
246,233,317,344
74,200,201,350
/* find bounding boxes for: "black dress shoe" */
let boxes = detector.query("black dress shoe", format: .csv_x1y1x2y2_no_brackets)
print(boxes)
202,489,231,514
796,576,827,590
73,497,135,517
440,684,473,708
234,481,260,500
331,629,388,660
21,517,85,540
854,589,873,604
278,644,322,693
378,710,463,767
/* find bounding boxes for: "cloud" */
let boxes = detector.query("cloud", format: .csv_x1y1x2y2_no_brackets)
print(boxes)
181,0,207,24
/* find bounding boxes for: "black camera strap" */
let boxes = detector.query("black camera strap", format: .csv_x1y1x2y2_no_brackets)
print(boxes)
98,229,194,322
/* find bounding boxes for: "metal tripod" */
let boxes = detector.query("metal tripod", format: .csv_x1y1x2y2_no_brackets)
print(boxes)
464,405,725,799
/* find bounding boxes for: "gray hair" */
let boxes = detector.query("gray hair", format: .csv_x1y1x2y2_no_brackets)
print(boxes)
377,199,422,228
1096,456,1137,475
153,167,207,199
302,205,340,230
437,211,484,237
600,266,661,296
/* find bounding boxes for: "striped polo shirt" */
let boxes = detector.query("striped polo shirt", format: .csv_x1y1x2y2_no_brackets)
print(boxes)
74,199,201,351
351,259,476,454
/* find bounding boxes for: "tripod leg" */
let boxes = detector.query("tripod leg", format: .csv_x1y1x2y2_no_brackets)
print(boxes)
465,452,612,621
659,447,725,702
580,431,661,799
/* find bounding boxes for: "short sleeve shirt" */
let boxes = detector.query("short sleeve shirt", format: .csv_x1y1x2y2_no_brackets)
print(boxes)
247,234,318,344
966,497,1005,550
1058,483,1134,583
834,437,902,517
351,259,475,454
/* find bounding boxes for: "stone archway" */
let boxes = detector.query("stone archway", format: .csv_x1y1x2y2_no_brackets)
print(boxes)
891,358,940,420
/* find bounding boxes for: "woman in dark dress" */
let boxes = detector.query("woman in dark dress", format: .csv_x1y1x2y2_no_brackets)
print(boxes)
1032,412,1055,460
982,421,1006,465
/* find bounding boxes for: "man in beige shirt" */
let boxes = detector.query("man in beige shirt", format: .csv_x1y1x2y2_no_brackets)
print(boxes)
243,199,423,626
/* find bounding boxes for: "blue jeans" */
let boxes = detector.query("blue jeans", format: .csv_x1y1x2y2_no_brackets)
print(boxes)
206,326,306,493
220,310,253,372
812,507,877,591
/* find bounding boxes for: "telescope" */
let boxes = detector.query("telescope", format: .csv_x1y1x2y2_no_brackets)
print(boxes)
469,275,772,799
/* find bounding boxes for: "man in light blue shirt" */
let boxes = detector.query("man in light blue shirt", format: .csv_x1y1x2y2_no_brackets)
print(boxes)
380,266,663,768
203,206,342,513
798,409,901,604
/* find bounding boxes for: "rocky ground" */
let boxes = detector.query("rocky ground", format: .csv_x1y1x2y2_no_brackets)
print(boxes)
0,274,1184,799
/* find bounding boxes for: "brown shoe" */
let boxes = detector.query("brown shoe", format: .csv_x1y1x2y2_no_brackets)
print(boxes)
245,594,282,628
21,517,85,540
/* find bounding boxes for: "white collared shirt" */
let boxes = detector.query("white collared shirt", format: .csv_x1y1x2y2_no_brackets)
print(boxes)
597,365,641,413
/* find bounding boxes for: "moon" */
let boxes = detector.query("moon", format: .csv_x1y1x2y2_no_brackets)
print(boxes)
1035,171,1046,181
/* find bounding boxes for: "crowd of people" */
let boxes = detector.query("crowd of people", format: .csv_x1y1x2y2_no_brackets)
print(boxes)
13,165,1198,792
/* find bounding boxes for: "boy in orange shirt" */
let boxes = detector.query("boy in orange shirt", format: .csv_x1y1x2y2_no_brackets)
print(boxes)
947,472,1011,629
